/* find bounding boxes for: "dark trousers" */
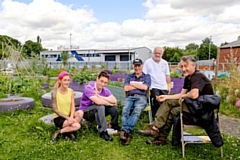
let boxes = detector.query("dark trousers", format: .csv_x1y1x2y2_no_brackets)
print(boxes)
83,104,118,133
150,88,168,118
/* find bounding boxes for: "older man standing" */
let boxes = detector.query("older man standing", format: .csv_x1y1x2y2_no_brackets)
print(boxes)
143,47,171,118
120,58,151,145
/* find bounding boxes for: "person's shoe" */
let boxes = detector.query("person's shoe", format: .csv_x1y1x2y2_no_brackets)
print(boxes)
51,130,60,142
100,131,113,141
145,124,154,130
146,138,167,146
119,130,127,141
69,133,78,142
122,133,131,145
137,125,159,137
111,125,121,131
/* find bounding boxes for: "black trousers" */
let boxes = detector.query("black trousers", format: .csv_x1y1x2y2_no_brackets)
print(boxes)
150,88,168,118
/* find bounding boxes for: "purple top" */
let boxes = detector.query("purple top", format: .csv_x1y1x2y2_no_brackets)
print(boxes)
79,82,112,110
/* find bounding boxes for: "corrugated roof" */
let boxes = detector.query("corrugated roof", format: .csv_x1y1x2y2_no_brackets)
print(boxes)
220,39,240,48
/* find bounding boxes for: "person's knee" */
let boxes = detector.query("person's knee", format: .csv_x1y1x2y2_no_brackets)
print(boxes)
112,106,118,115
73,122,81,130
76,110,83,118
97,105,105,112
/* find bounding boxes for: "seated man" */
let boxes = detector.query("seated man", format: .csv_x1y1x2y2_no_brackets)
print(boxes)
138,56,216,145
120,58,151,145
79,71,120,141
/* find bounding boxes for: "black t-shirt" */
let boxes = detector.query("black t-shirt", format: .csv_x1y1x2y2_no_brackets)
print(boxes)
183,70,214,95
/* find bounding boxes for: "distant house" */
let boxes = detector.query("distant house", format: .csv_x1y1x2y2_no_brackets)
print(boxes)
219,39,240,70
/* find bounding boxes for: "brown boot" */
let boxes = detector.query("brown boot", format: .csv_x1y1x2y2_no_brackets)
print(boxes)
122,133,131,145
119,130,127,141
137,125,159,137
146,138,167,146
51,130,61,142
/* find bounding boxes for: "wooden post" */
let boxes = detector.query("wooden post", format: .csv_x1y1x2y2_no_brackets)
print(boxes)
214,47,220,93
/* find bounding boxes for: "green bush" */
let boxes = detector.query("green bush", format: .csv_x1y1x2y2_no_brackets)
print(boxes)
72,70,98,84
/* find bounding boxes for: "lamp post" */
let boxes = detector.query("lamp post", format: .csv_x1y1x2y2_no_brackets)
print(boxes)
209,36,212,70
70,34,72,50
128,47,130,70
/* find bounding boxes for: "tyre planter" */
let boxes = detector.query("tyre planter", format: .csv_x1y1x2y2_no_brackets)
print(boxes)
0,97,34,112
170,78,184,94
41,91,82,108
39,113,54,125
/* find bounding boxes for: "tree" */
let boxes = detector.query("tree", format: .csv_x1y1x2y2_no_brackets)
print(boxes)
22,36,47,57
37,35,41,44
163,47,184,62
196,37,217,60
185,43,199,51
220,42,228,46
61,51,69,68
0,35,22,58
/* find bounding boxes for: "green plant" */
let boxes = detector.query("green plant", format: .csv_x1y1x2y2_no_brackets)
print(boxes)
218,48,240,105
170,69,183,78
72,70,98,84
108,81,124,88
0,92,7,98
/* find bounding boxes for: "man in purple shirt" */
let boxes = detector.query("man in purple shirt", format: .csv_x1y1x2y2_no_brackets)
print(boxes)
79,71,119,141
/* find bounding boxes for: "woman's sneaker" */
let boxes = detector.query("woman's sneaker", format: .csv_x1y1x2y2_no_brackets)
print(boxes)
51,130,60,142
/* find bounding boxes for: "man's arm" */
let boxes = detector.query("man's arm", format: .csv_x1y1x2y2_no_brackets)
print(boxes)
90,95,117,106
70,89,75,118
166,75,171,84
156,88,188,102
51,88,69,119
129,82,148,91
124,85,136,92
181,88,199,99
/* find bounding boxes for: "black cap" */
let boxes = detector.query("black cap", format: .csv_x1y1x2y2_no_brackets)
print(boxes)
133,58,143,65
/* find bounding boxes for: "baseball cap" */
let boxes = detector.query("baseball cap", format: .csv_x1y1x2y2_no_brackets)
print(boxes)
133,58,143,65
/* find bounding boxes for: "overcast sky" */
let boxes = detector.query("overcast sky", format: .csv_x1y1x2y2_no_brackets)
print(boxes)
0,0,239,50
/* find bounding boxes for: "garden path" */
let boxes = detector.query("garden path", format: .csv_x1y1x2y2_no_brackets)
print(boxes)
220,114,240,139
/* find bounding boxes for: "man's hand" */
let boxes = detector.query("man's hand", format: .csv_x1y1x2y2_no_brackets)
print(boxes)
156,95,167,102
167,83,172,94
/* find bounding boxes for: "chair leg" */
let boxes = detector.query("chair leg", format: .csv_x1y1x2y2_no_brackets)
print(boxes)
148,110,153,124
220,146,223,157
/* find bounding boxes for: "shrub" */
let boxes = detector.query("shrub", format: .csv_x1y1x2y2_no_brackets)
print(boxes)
218,48,240,105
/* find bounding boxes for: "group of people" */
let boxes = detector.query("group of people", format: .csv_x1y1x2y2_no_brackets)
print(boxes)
50,46,223,148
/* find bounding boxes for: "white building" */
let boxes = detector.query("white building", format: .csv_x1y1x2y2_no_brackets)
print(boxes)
40,47,152,70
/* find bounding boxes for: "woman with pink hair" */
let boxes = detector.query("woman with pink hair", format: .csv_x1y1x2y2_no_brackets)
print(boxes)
51,71,83,142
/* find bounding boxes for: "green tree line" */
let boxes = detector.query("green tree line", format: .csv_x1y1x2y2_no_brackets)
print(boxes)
0,35,234,62
0,35,47,58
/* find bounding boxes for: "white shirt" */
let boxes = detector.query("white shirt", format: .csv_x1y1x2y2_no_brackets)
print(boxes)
143,58,170,90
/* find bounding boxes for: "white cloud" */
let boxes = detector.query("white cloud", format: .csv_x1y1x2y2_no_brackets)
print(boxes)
120,19,155,37
0,0,239,51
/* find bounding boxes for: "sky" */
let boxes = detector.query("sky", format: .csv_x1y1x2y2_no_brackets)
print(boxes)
0,0,240,50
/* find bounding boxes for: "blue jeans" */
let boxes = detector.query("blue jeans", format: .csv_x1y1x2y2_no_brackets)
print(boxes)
121,95,147,135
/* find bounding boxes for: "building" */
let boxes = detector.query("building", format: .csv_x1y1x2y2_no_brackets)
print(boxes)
219,39,240,70
40,47,152,70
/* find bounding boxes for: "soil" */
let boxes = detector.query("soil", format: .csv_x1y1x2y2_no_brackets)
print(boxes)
220,114,240,139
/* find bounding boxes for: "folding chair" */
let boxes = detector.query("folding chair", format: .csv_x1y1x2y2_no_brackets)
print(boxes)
180,99,223,158
144,89,152,124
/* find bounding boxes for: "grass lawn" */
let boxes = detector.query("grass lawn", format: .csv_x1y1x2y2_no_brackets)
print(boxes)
0,101,239,160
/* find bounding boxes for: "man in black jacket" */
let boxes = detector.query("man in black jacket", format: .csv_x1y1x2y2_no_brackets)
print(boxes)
138,56,221,146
